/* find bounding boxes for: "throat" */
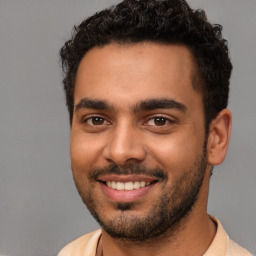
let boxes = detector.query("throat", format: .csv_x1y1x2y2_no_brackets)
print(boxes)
97,214,217,256
96,235,103,256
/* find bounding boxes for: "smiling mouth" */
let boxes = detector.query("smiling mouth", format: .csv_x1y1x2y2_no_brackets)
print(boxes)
97,174,158,201
103,181,155,191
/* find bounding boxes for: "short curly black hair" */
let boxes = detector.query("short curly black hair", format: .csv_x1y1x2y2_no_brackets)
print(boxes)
60,0,232,130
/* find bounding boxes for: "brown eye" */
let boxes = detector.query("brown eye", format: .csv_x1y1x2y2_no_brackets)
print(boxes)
93,117,104,125
146,116,173,127
86,116,106,126
154,117,167,126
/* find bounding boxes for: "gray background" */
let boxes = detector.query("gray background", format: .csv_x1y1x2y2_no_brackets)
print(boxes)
0,0,255,255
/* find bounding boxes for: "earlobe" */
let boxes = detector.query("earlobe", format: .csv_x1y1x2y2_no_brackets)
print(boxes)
207,109,232,166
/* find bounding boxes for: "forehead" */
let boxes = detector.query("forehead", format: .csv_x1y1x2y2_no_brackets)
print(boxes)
74,42,202,110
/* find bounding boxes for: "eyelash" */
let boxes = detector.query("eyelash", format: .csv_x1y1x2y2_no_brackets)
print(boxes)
146,116,174,126
83,115,174,127
83,116,110,126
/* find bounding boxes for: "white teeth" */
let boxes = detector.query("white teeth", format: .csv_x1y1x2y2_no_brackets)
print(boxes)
140,181,145,188
124,181,133,191
112,181,117,189
133,181,141,189
106,181,152,190
116,182,125,190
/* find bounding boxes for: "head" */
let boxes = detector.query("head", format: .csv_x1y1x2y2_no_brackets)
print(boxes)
60,0,232,132
60,0,232,242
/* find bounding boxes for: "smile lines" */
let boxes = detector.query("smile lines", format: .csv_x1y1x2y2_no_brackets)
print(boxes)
106,181,152,191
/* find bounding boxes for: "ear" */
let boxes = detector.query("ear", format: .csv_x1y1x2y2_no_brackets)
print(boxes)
207,109,232,165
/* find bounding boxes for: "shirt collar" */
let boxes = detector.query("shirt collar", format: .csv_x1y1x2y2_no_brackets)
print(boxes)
203,216,228,256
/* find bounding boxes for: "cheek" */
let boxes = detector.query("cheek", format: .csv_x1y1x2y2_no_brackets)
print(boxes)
70,131,103,171
146,129,204,172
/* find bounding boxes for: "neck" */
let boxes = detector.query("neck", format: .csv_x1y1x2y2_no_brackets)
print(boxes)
97,213,216,256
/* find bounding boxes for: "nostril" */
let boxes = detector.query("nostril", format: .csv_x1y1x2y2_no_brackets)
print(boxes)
102,133,146,165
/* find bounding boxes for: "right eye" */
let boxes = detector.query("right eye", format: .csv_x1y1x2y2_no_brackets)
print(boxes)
85,116,106,126
81,115,111,133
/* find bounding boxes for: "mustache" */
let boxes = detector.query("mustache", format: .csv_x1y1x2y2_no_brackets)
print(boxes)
88,164,168,182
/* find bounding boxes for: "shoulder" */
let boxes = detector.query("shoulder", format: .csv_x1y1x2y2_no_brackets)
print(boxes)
204,216,253,256
58,229,102,256
227,238,253,256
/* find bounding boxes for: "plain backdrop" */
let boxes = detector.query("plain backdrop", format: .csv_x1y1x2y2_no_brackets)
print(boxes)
0,0,255,255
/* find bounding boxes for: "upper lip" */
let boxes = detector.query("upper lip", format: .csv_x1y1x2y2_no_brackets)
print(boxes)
98,174,157,183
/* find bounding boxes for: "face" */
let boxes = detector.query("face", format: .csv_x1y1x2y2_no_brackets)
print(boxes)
70,43,209,241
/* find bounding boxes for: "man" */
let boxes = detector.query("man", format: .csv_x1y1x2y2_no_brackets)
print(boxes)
58,0,252,255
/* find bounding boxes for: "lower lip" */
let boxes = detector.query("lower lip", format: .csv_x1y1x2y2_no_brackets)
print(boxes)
100,182,155,202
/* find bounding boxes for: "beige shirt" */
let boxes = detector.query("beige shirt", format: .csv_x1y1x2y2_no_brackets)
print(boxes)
58,217,252,256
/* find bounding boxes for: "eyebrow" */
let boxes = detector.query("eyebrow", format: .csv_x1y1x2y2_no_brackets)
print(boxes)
75,98,112,111
134,98,187,113
74,97,187,113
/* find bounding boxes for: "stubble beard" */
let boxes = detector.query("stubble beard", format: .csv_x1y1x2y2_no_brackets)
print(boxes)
73,144,207,243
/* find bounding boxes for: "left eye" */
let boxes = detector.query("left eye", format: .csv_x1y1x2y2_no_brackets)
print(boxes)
147,117,171,126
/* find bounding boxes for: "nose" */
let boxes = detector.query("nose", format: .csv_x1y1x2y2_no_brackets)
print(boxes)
102,122,146,166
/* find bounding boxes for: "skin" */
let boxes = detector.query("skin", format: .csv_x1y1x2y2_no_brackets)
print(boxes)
70,42,232,256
